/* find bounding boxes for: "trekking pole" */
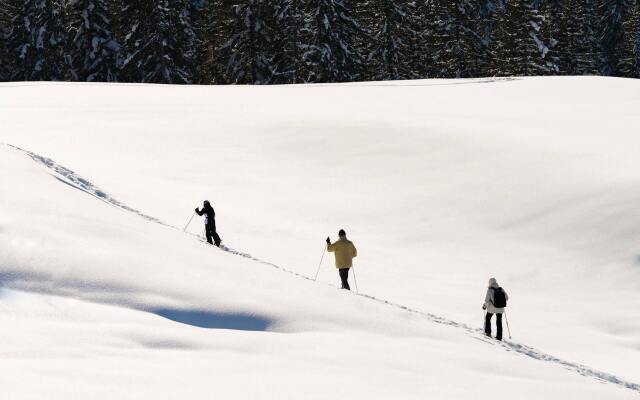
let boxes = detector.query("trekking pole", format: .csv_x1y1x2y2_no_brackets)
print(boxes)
504,311,512,339
352,266,359,293
183,211,196,232
483,310,486,331
314,246,326,281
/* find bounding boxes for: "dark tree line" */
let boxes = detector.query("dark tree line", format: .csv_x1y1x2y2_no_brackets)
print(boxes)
1,0,639,84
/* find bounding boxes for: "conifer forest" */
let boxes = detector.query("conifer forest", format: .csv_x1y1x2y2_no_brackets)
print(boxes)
0,0,638,84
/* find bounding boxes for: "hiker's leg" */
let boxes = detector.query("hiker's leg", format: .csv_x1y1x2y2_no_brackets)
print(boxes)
205,225,213,244
339,268,350,290
211,222,221,246
485,313,493,337
212,231,221,247
496,313,503,341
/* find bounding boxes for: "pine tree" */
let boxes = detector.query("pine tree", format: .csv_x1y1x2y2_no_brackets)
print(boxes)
0,32,6,81
120,0,197,83
489,0,553,76
430,0,482,78
0,3,11,80
303,0,363,82
193,0,233,84
539,0,565,74
561,0,601,75
68,0,120,82
108,0,126,44
472,0,498,77
0,0,15,26
220,0,276,84
619,0,640,77
367,0,419,80
271,0,308,83
599,0,628,75
1,1,19,80
7,0,69,81
411,0,439,78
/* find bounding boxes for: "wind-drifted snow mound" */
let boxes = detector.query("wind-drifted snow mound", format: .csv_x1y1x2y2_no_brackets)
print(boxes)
1,77,639,399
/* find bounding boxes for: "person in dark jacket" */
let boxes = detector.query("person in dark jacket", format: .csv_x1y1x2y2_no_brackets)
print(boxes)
195,200,221,247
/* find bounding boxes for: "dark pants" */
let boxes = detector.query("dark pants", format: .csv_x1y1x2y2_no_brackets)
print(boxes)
205,222,221,246
339,268,350,290
485,312,503,340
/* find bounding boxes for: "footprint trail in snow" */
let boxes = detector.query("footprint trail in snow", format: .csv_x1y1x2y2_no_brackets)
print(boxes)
5,143,639,394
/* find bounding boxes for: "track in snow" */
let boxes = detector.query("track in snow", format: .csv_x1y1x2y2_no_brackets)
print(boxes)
5,143,639,394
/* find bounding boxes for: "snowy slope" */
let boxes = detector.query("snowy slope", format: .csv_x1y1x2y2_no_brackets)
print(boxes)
1,77,639,398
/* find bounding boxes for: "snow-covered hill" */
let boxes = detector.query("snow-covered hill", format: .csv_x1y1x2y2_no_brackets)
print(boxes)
1,77,639,399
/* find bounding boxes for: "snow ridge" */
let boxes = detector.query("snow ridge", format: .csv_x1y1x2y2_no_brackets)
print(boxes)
5,143,170,228
5,142,639,394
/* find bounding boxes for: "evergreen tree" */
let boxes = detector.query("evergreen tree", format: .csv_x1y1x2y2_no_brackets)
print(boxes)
193,0,233,84
562,0,601,75
1,1,19,74
619,0,640,77
474,0,498,77
220,0,276,84
430,0,482,78
489,0,553,76
68,0,120,82
7,0,69,81
0,0,15,26
0,1,14,80
303,0,363,82
411,0,439,78
539,0,565,74
0,32,7,81
599,0,628,75
271,0,308,83
120,0,197,83
367,0,419,80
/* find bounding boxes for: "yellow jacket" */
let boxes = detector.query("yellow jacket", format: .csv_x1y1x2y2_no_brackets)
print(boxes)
327,238,357,269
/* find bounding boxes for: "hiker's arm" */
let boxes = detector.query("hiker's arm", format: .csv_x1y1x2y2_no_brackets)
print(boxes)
352,245,357,258
484,290,492,308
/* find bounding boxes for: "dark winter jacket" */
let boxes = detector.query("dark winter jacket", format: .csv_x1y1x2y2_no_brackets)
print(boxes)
196,204,216,225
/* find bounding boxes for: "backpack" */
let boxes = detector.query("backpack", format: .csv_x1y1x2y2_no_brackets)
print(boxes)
491,287,507,308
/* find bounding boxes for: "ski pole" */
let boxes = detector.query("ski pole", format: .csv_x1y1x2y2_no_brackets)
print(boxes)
352,266,359,293
483,310,486,332
314,246,326,281
183,211,196,232
504,311,512,339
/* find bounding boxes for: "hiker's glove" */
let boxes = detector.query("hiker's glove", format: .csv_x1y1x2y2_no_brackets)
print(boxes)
195,208,199,213
326,237,331,244
482,304,486,310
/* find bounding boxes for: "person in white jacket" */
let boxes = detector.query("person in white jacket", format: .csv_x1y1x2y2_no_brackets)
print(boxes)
483,278,509,341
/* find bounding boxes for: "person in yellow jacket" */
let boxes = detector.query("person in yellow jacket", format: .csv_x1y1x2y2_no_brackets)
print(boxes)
326,229,357,290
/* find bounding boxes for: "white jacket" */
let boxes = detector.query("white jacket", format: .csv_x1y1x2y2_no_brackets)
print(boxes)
484,283,508,314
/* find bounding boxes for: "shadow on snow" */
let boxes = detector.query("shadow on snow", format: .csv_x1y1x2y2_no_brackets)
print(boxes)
151,308,273,331
6,143,640,393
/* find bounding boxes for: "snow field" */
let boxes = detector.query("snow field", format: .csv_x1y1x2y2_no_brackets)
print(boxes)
1,77,639,398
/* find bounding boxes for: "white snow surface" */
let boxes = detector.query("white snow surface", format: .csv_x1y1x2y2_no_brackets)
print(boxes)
1,77,639,399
